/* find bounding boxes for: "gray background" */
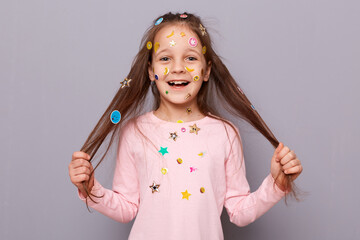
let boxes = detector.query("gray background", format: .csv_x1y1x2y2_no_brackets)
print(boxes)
1,0,359,239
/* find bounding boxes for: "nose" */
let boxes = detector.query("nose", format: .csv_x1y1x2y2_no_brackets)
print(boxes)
171,59,186,74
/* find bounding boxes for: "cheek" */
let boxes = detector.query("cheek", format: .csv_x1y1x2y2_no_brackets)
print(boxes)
189,67,204,82
153,65,170,80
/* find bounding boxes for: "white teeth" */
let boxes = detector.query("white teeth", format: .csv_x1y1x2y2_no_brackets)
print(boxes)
169,81,188,84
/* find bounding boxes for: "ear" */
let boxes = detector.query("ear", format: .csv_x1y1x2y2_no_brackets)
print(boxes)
148,62,155,81
203,61,212,82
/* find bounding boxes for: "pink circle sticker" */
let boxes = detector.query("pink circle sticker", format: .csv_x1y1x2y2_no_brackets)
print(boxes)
188,37,198,47
181,127,186,132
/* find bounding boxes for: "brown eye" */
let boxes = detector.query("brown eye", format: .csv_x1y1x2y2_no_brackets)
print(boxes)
160,57,170,61
187,57,197,61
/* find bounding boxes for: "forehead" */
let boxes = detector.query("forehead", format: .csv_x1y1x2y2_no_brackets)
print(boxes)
154,24,202,47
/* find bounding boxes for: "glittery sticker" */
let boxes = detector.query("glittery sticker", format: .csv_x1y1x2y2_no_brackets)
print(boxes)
189,123,200,135
188,37,198,47
155,17,163,26
154,42,160,53
181,190,191,200
161,168,168,175
120,77,132,88
149,181,160,193
202,46,206,54
146,41,152,50
158,146,169,156
177,158,183,164
166,31,174,38
193,75,199,81
169,40,176,47
164,67,169,75
169,132,178,141
185,66,194,72
110,110,121,124
186,107,192,114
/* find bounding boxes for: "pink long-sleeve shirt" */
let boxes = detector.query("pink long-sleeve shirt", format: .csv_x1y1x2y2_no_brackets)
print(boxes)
78,111,286,239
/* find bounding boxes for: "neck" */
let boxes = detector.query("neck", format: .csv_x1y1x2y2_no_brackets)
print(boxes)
154,99,205,123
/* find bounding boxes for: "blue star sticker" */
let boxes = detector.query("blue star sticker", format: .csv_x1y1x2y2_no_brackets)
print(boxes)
158,146,169,156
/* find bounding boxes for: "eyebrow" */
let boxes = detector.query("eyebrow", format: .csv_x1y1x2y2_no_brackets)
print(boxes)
155,48,201,56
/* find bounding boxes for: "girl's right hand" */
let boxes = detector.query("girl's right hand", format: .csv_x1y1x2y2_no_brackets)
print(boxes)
68,151,94,196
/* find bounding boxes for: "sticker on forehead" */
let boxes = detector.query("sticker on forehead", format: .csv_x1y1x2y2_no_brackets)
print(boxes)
180,32,186,37
154,42,160,53
166,31,174,38
169,40,176,47
188,37,198,47
185,66,194,72
164,67,169,75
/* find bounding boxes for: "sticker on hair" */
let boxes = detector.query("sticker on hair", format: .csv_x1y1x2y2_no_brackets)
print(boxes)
202,46,206,54
185,66,194,72
120,77,132,88
155,17,163,26
110,110,121,124
180,14,188,19
199,24,207,36
166,30,174,38
188,37,198,47
154,42,160,53
146,41,152,50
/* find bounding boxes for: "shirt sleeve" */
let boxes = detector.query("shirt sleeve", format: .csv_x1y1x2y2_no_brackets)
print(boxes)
78,124,140,223
224,126,286,227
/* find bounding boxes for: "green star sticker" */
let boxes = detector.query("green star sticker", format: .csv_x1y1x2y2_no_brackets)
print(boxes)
158,146,169,156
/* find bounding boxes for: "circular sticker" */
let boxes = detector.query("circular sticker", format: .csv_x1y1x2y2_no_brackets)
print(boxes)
202,46,206,54
110,110,121,124
155,17,163,26
155,74,159,80
146,41,152,50
177,158,183,164
181,127,186,132
188,37,198,47
200,187,205,193
161,168,168,175
193,75,199,81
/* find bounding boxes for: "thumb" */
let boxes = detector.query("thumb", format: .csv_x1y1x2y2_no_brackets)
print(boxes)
273,142,283,162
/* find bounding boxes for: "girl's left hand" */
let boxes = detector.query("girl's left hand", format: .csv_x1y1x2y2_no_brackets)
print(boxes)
271,142,303,191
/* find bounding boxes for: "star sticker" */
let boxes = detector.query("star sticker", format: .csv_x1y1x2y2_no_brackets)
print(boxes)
169,132,178,141
189,124,200,135
158,146,169,156
120,77,132,89
169,40,176,47
181,190,191,200
149,181,160,193
199,24,207,36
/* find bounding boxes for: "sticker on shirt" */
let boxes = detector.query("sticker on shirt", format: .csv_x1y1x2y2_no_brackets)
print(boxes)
158,146,169,156
169,132,179,141
189,166,198,173
189,123,200,135
149,181,160,193
181,190,191,200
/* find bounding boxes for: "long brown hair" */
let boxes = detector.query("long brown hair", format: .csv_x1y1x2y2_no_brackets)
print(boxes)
80,12,300,208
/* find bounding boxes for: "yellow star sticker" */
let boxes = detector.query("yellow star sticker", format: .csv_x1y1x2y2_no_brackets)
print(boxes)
181,190,191,200
189,124,200,135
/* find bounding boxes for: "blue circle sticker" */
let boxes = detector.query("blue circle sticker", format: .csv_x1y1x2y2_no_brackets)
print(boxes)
110,110,121,124
155,17,163,26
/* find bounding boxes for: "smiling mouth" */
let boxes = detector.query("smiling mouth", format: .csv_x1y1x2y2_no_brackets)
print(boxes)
167,81,190,87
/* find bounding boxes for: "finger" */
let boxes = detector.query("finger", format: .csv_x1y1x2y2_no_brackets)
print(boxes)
277,145,291,162
282,158,301,171
71,174,90,184
72,151,91,161
72,166,91,176
284,165,303,175
273,142,283,162
280,150,297,165
69,158,92,169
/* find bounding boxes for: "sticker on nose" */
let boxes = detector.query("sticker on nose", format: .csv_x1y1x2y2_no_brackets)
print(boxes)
188,37,198,47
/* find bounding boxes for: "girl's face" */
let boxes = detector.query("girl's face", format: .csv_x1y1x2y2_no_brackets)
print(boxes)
148,24,211,106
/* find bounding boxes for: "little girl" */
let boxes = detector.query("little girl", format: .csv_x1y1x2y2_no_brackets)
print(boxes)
69,12,303,240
